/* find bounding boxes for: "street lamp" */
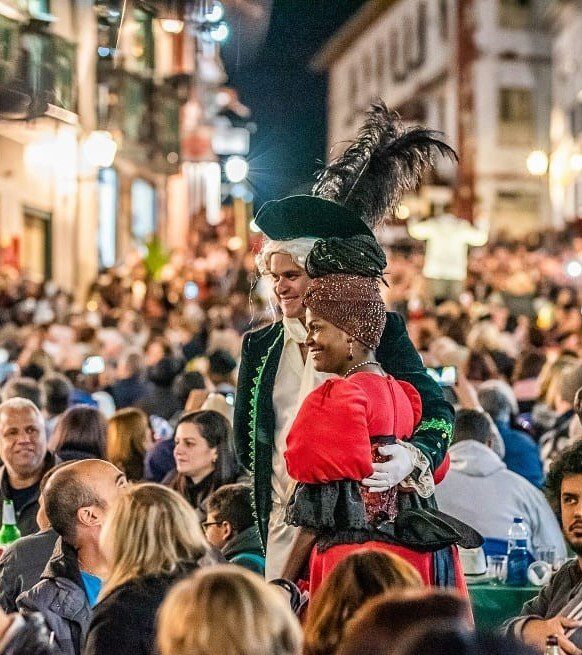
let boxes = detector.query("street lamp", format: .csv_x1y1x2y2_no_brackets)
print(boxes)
209,22,229,43
205,0,225,22
224,156,248,183
82,131,117,169
160,19,184,33
526,150,549,176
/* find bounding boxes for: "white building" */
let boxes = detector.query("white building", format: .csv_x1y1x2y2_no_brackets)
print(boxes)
0,0,195,295
547,0,582,227
312,0,552,237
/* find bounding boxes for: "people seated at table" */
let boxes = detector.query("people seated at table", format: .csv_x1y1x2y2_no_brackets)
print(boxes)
477,382,543,488
540,363,582,474
504,441,582,653
434,410,566,558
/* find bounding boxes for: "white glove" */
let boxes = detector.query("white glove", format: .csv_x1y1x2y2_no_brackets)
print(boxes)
361,443,415,493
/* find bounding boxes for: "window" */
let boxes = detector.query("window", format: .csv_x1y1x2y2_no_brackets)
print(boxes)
494,190,540,234
439,0,449,40
403,15,414,68
499,0,532,29
498,87,535,146
390,29,405,83
417,2,427,68
27,0,51,17
131,179,157,242
98,168,118,268
131,7,155,73
363,53,373,85
375,40,386,84
570,104,582,138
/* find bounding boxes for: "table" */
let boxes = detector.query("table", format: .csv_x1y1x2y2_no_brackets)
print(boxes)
468,581,539,631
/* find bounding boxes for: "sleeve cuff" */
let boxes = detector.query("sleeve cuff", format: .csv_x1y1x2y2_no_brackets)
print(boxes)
398,441,434,499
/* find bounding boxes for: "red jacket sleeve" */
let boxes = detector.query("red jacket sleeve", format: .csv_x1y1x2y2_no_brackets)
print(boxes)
285,379,374,484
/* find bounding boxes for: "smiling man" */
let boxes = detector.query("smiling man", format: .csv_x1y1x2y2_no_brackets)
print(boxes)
235,207,455,580
505,441,582,655
0,398,54,536
234,103,458,581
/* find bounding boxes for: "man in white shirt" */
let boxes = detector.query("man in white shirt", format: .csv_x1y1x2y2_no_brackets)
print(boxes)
408,212,488,301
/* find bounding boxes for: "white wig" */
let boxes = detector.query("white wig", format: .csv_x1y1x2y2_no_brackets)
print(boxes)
255,238,318,275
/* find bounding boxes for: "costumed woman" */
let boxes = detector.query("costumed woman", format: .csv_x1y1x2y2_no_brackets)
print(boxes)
234,102,462,580
280,236,481,597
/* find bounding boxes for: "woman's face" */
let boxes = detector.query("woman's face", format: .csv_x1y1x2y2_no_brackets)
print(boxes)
174,422,217,481
305,308,352,374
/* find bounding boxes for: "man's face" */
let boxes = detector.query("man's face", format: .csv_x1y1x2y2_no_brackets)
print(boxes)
81,461,128,521
203,510,231,549
561,474,582,555
0,407,47,483
268,253,310,319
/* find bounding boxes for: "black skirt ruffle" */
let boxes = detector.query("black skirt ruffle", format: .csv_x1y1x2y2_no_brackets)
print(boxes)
285,481,483,553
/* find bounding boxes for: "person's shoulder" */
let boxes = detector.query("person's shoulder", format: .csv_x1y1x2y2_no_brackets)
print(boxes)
384,311,406,330
242,322,282,348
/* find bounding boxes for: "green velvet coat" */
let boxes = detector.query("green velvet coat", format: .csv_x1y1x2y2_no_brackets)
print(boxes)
233,313,454,547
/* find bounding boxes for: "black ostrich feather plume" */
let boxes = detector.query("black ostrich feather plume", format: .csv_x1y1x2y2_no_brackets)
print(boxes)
311,100,458,229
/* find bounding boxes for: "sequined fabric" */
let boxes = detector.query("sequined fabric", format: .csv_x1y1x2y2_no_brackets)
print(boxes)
302,273,387,348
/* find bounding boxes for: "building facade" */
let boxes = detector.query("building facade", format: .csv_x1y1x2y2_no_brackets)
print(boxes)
0,0,249,297
547,0,582,228
313,0,552,237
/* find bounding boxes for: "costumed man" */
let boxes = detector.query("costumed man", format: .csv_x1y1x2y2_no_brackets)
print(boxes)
234,102,458,580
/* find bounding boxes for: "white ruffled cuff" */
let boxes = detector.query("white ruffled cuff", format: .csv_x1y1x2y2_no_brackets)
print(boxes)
397,440,435,498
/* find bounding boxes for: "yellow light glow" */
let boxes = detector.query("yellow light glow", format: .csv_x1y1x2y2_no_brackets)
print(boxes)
83,131,117,168
571,154,582,173
396,204,411,220
526,150,549,176
160,19,184,34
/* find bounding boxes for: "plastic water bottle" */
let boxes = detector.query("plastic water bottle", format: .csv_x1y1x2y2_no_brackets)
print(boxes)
507,516,529,586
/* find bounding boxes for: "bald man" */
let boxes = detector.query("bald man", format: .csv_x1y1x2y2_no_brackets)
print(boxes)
17,460,127,655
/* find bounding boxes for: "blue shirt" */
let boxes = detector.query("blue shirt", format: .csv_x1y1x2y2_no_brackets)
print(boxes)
80,571,102,607
496,419,544,489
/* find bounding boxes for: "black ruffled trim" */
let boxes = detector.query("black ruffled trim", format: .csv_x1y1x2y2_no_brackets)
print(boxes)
285,482,483,553
285,480,368,532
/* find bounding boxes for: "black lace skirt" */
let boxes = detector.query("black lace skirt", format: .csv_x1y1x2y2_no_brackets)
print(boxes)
285,481,482,553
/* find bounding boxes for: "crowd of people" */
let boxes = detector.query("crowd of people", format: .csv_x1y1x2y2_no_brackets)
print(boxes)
0,103,580,655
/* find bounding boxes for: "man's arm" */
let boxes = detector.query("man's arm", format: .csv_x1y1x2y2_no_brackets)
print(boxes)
233,332,254,471
0,550,20,614
377,312,454,471
503,565,582,654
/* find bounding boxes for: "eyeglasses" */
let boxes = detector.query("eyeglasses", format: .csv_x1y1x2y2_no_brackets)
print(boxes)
202,521,223,532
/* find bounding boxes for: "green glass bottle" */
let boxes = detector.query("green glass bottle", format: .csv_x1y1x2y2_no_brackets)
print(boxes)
0,500,21,546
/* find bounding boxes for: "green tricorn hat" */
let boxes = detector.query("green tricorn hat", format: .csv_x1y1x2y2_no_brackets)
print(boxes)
255,195,374,241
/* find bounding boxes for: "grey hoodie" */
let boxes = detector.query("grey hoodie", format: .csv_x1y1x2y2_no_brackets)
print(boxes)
434,440,566,558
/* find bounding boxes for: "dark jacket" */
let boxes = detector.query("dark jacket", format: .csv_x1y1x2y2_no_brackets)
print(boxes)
233,313,455,545
83,561,200,655
107,375,150,409
135,385,183,421
504,558,582,637
0,528,58,612
1,613,57,655
495,419,544,489
222,525,265,575
144,438,175,482
17,539,91,655
0,453,55,537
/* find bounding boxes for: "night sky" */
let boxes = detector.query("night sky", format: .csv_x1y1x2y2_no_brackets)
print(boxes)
225,0,366,208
